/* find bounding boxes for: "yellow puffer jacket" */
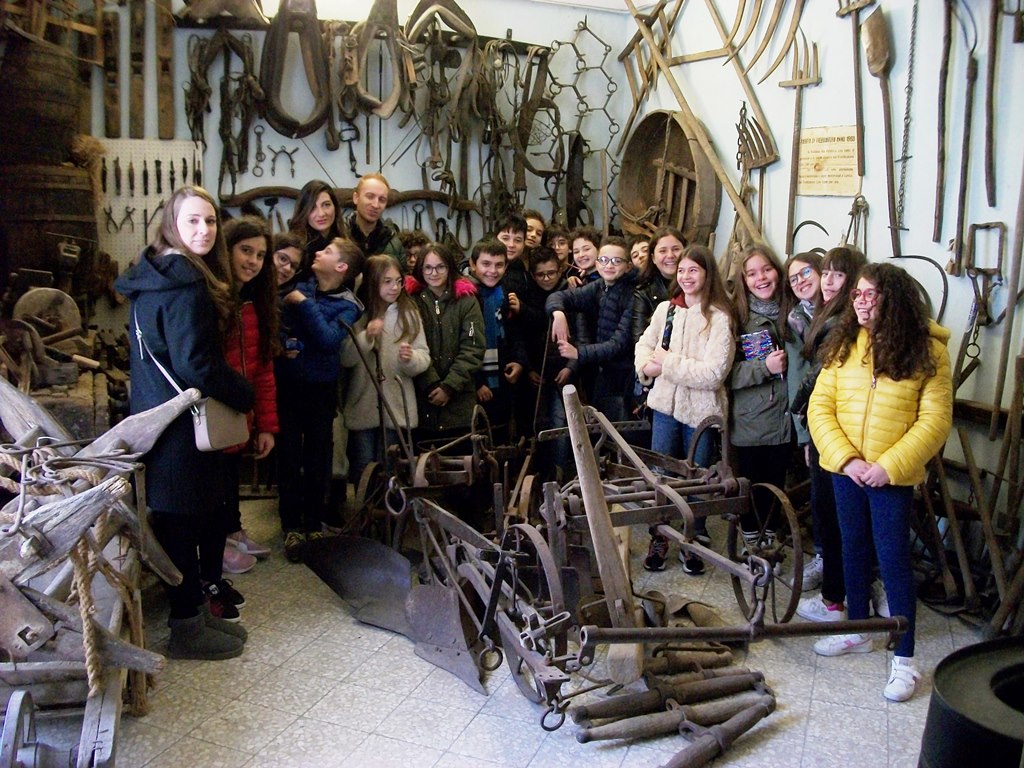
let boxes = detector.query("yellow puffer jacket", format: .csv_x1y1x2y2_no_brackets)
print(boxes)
808,321,952,486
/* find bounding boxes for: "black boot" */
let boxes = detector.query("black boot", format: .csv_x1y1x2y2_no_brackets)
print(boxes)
167,614,244,660
199,603,247,640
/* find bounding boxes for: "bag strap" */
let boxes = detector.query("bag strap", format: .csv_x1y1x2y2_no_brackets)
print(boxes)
660,305,676,350
134,306,187,398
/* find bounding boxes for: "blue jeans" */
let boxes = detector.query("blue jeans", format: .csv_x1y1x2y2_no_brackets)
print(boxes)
348,427,400,484
832,474,916,657
651,410,713,467
650,409,712,535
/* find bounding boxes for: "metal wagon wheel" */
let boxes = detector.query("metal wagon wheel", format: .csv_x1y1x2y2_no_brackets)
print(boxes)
726,482,803,623
498,523,569,703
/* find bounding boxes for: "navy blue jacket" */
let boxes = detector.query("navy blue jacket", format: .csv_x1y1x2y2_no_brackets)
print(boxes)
276,275,363,385
546,270,637,374
116,247,254,516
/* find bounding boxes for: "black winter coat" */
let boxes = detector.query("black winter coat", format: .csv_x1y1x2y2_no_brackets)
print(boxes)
116,248,254,516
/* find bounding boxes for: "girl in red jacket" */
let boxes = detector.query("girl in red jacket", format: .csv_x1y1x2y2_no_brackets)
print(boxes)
218,217,280,583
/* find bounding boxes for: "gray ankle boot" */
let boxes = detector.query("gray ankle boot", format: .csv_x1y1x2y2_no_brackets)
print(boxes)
167,614,244,660
199,603,247,640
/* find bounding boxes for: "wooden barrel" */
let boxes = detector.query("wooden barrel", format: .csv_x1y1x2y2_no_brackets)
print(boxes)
0,34,83,166
0,164,98,284
618,111,721,247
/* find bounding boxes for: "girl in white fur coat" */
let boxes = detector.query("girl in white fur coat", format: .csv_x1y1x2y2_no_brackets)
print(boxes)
634,244,736,572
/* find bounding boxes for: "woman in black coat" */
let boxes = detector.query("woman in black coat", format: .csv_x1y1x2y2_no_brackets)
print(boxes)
115,186,254,660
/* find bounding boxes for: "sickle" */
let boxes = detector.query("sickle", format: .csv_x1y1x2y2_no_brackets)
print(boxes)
742,0,785,75
756,0,807,85
260,0,331,138
792,219,829,240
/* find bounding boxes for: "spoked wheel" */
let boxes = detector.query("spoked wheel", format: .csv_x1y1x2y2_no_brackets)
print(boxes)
1,691,36,768
727,482,803,623
498,523,569,703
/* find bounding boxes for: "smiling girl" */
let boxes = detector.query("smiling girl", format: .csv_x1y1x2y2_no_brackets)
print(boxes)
729,244,793,551
218,217,280,576
342,255,430,483
635,244,735,572
808,263,952,702
289,180,342,265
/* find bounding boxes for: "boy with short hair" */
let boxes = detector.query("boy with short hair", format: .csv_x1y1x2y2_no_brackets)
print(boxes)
546,236,637,422
399,229,429,273
494,213,530,302
518,248,575,460
566,226,602,288
276,238,364,561
468,238,526,441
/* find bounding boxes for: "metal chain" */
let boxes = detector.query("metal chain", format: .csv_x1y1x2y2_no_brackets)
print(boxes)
896,0,919,228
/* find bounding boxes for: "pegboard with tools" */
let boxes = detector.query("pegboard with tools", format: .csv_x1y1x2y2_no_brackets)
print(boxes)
96,138,202,270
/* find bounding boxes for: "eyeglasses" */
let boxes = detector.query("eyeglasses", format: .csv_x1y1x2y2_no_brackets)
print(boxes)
422,264,448,274
533,269,560,280
597,256,628,266
788,266,815,285
851,288,880,303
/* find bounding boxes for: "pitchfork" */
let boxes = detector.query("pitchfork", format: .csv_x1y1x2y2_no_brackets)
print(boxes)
780,32,820,256
735,101,774,227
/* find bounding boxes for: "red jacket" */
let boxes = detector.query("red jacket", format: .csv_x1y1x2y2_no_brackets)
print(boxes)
224,301,279,451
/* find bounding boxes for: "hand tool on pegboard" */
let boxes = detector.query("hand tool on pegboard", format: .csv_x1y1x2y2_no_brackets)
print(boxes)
102,11,120,139
946,4,980,277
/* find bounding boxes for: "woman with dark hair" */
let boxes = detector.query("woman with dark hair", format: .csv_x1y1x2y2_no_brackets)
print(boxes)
289,180,342,264
115,187,253,660
728,244,793,550
635,244,735,573
405,242,485,444
792,246,868,623
808,263,952,702
219,216,280,577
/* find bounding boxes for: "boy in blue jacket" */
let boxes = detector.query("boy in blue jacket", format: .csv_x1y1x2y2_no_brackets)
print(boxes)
276,238,364,561
546,236,637,423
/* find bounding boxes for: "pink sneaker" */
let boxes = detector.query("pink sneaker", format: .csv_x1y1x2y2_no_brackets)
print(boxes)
226,529,271,559
222,543,257,575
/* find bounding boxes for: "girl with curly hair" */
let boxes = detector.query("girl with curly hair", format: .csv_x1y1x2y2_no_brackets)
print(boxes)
808,263,952,702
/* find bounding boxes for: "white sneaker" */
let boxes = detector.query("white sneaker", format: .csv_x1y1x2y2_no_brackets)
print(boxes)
871,580,891,618
883,656,920,701
792,554,824,592
813,633,872,657
797,594,847,622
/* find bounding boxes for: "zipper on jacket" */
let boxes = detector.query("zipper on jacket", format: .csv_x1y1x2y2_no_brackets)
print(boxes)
434,299,440,316
469,321,475,337
862,358,877,456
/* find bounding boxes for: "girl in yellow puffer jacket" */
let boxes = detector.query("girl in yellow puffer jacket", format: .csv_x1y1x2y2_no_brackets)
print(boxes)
807,263,952,702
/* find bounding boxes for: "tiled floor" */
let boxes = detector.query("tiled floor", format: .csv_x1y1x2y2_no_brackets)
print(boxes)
112,498,980,767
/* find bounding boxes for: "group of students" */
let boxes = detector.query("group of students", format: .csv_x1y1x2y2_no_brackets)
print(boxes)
631,235,952,703
117,180,951,704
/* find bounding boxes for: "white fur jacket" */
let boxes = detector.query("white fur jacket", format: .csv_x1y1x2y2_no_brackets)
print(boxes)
634,300,735,427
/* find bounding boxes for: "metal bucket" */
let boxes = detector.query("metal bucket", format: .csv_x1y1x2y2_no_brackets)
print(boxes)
0,33,83,166
918,638,1024,767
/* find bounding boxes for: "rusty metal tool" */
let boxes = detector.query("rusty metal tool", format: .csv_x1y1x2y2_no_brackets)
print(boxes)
155,159,162,194
128,160,135,198
965,222,1006,328
933,1,955,243
113,157,121,197
931,456,980,611
837,0,875,177
863,7,902,259
946,4,980,277
918,476,960,603
663,700,775,768
780,33,820,256
735,102,774,227
101,157,107,194
990,152,1024,441
958,427,1008,600
985,0,1001,207
142,160,148,196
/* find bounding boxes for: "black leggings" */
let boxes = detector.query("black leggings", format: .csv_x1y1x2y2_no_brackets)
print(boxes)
151,511,225,619
734,442,792,534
